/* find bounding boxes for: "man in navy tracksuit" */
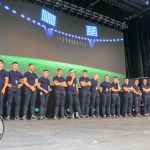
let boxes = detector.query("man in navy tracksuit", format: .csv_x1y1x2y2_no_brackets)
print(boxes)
100,75,111,118
38,70,52,120
0,60,8,119
132,79,142,117
90,73,100,118
66,68,84,119
110,77,121,117
6,62,23,120
122,78,133,117
79,70,91,118
22,63,38,120
53,69,67,120
141,79,150,116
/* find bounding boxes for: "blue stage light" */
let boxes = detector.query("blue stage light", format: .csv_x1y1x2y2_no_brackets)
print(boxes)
12,10,17,14
27,17,31,21
32,20,36,23
86,26,98,37
4,6,9,10
41,9,56,26
21,14,25,18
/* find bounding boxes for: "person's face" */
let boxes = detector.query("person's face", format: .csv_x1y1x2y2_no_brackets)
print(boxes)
0,61,4,68
135,80,139,85
44,71,49,77
12,63,18,71
143,79,147,85
29,65,35,72
125,79,129,84
113,78,118,83
104,76,109,81
83,71,88,77
57,70,62,76
94,74,99,80
70,71,75,76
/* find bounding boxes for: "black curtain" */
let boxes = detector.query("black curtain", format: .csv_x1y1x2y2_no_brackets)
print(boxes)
124,11,150,78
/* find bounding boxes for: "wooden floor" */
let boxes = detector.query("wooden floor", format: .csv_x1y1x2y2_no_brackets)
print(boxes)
0,117,150,150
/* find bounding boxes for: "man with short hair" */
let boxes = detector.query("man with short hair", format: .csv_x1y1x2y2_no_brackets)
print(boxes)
110,77,121,118
90,73,100,118
0,60,8,119
79,70,91,118
100,75,111,118
22,63,38,120
53,69,67,120
66,68,84,119
122,78,133,117
133,79,142,117
37,70,52,120
6,62,23,120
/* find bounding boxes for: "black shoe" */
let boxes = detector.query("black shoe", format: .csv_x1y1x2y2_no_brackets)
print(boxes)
85,115,90,119
91,115,96,119
79,115,86,119
15,116,21,120
61,116,67,119
107,115,111,118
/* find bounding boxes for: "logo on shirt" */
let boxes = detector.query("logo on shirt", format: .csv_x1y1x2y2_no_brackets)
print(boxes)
0,117,4,140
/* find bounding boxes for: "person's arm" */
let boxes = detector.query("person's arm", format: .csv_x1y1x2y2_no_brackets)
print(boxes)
33,78,38,87
99,87,103,94
1,77,9,94
60,81,67,87
86,80,92,86
37,82,48,94
24,77,31,88
111,87,119,92
76,84,79,93
67,76,75,86
123,87,132,91
48,85,52,92
54,80,67,87
17,78,24,88
132,88,140,95
117,82,121,91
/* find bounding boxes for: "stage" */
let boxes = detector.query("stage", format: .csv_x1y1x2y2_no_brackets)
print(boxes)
0,117,150,150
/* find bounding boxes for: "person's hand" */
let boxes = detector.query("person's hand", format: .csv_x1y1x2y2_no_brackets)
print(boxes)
72,75,75,79
48,88,52,92
8,84,12,87
1,88,5,94
30,86,35,92
17,84,22,89
43,89,49,94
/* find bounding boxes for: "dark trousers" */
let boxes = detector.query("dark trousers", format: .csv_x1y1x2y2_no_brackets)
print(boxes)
40,91,49,116
0,93,4,116
102,94,111,116
68,90,82,116
111,94,120,115
23,87,37,116
123,95,133,115
90,92,100,116
7,87,21,117
134,96,142,114
143,96,150,114
54,90,66,117
81,89,91,116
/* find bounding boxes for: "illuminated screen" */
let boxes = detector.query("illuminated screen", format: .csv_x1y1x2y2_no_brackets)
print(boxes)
0,0,126,85
86,26,98,37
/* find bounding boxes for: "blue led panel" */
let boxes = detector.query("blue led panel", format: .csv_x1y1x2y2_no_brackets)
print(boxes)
86,26,98,37
41,9,56,26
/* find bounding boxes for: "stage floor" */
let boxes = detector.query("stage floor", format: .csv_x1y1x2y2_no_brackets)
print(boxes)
0,117,150,150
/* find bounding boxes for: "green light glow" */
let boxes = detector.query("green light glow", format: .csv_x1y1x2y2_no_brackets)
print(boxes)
0,55,125,86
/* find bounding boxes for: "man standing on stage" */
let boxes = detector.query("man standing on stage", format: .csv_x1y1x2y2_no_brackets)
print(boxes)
122,78,133,117
79,70,91,118
100,75,111,118
90,73,100,118
53,69,67,120
132,79,142,117
37,70,52,120
22,63,38,120
141,79,150,116
6,62,23,120
66,68,84,119
0,60,8,119
110,77,121,117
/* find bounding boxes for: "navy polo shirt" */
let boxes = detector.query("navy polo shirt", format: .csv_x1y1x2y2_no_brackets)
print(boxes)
8,70,23,86
100,81,111,94
110,82,119,95
66,76,77,91
133,85,141,97
38,76,50,91
53,76,65,91
0,69,8,91
90,78,98,94
141,84,150,96
79,76,91,90
24,71,38,86
122,83,132,96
